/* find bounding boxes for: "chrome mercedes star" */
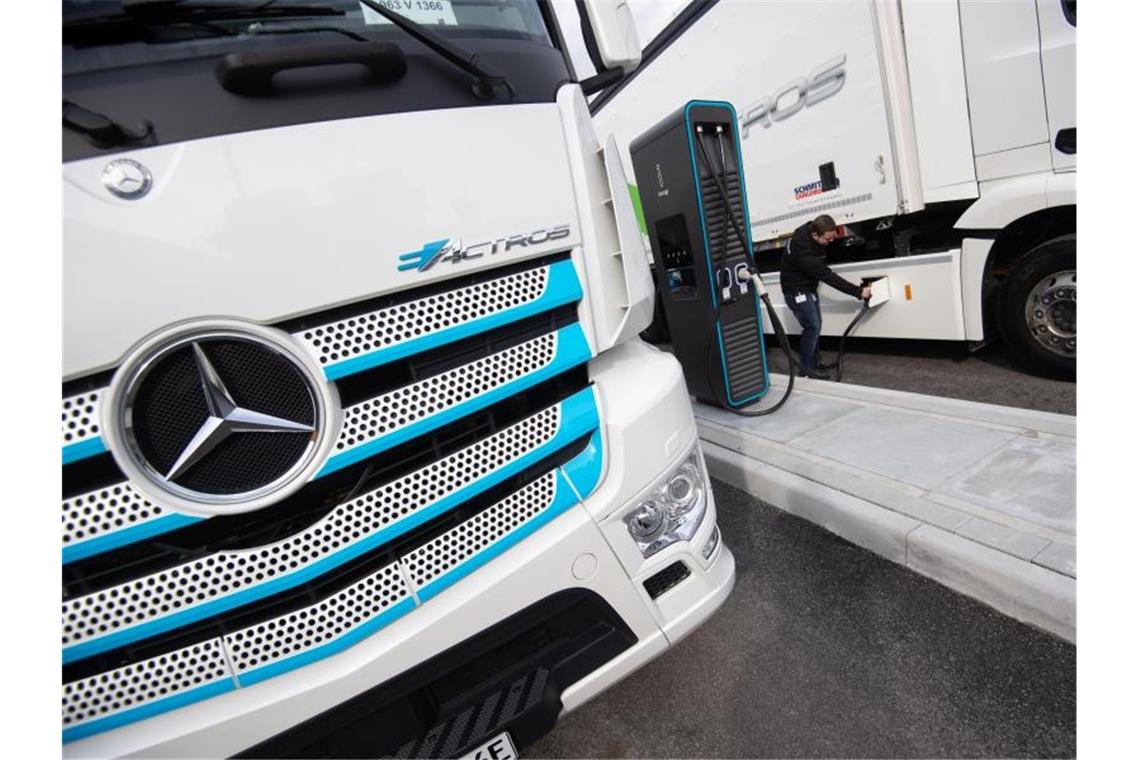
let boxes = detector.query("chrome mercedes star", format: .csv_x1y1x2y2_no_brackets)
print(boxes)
101,158,152,200
165,343,315,481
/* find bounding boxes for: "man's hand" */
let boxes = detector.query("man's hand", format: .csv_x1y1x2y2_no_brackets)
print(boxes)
860,285,873,301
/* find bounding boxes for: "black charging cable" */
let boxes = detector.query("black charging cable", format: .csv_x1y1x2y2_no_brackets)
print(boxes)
693,126,797,416
835,299,871,382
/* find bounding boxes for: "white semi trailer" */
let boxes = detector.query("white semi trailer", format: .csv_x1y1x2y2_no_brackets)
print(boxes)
594,0,1076,378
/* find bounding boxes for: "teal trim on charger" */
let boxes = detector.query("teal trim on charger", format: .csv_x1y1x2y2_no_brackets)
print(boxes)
686,100,769,408
749,290,771,398
62,437,107,465
237,597,417,687
63,387,599,665
63,678,234,744
62,513,203,565
418,472,580,602
560,428,604,500
316,323,593,479
323,260,583,381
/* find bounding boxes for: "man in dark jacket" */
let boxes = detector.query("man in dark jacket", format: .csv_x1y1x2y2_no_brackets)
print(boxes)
781,215,871,379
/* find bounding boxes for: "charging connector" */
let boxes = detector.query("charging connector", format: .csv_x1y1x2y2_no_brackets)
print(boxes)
717,267,734,302
734,263,751,296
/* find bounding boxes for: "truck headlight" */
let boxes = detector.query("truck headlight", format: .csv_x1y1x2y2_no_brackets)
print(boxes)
624,447,708,557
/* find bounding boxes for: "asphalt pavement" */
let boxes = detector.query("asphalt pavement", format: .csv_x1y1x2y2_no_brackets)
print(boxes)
527,480,1076,759
786,336,1075,416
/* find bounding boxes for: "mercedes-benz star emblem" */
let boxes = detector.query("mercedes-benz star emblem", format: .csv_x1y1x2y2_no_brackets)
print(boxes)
164,343,315,481
101,158,152,200
109,326,332,512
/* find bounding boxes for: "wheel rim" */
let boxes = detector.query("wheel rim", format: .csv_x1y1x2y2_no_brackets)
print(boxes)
1024,269,1076,357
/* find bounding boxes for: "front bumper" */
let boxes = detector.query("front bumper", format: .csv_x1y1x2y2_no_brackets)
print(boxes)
65,341,734,758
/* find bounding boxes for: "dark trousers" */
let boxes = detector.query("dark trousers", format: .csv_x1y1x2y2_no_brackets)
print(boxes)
786,291,822,374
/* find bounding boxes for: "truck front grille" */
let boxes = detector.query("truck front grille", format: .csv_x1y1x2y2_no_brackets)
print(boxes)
60,253,606,743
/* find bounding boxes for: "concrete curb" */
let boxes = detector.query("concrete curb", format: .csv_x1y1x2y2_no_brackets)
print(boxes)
703,440,1076,642
760,373,1075,438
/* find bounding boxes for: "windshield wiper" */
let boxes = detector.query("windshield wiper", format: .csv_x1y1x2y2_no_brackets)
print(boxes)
356,0,512,101
63,1,347,45
63,99,156,148
178,18,370,43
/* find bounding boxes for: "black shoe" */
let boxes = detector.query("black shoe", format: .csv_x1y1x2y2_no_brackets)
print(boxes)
815,360,837,370
800,369,832,380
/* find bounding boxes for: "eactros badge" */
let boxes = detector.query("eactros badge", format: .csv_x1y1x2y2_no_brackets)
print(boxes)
101,158,152,200
106,323,337,514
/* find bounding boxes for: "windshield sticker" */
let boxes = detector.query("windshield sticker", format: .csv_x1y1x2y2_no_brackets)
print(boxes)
360,1,458,26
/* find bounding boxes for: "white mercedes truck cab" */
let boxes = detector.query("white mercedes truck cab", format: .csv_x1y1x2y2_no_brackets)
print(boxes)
61,2,734,756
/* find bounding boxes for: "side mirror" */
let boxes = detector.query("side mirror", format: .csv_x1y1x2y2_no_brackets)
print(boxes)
580,0,641,74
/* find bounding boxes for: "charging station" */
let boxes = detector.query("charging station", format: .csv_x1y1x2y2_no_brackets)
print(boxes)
631,101,769,407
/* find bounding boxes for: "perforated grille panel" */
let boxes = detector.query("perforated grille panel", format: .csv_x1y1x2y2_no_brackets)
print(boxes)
62,482,171,547
225,562,408,674
295,266,550,367
334,331,559,454
62,639,230,728
62,461,589,740
62,389,104,448
402,471,558,591
62,403,565,650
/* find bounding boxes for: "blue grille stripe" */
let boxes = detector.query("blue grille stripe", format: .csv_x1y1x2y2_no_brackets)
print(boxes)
235,597,417,688
63,388,600,665
559,427,605,501
316,323,593,479
323,259,582,381
63,514,204,565
62,437,107,465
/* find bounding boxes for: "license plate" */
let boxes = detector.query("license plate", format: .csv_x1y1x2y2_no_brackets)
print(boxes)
461,731,518,760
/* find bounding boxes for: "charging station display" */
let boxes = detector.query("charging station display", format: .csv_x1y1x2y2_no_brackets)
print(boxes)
631,101,769,407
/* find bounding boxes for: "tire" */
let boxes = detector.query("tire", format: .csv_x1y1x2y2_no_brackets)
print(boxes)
997,234,1076,379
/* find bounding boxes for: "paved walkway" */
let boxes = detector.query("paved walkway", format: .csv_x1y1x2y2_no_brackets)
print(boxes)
695,374,1075,642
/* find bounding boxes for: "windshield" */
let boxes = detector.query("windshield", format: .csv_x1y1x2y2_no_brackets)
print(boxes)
64,0,553,72
63,0,572,161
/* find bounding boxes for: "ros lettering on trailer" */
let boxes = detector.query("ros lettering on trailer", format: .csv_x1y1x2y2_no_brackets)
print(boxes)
738,54,846,137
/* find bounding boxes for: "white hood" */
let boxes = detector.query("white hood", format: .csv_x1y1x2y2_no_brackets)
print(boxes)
63,103,582,378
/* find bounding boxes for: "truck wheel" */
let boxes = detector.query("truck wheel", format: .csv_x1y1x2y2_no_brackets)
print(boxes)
997,234,1076,379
